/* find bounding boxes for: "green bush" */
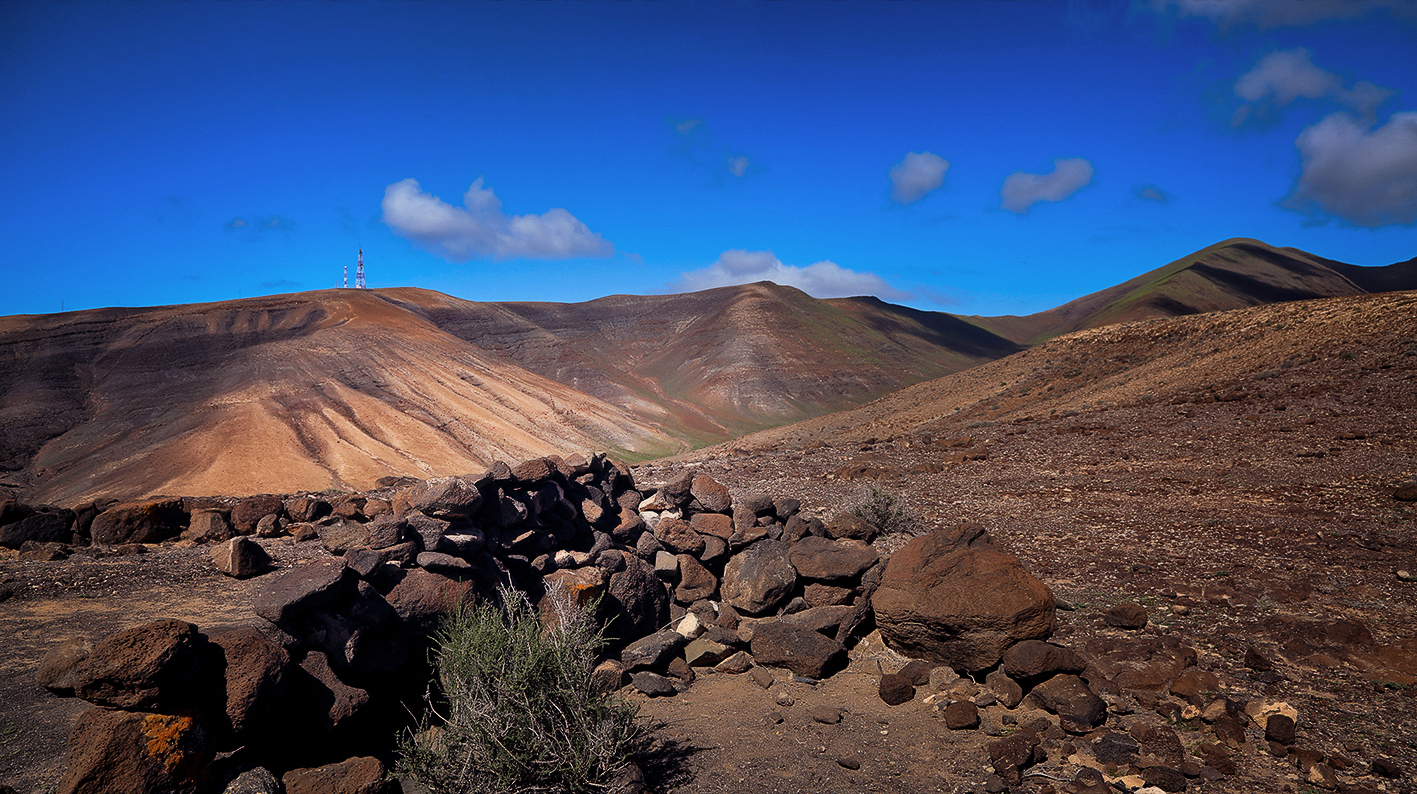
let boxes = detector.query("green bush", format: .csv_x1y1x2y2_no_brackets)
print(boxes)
397,584,641,794
849,487,914,535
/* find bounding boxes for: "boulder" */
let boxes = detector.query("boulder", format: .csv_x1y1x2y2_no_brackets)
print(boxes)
873,524,1055,672
317,521,372,556
778,605,854,637
824,513,876,542
211,537,271,579
788,536,879,583
284,497,331,524
943,701,980,730
182,511,234,544
674,555,717,604
689,512,734,541
803,583,853,607
71,620,217,713
254,558,348,625
606,552,670,643
684,638,734,667
1001,640,1088,685
1026,674,1106,734
231,496,283,535
220,766,282,794
631,671,677,697
0,509,74,548
36,638,94,695
90,499,187,545
652,517,705,556
58,709,211,794
397,476,484,518
620,630,687,671
282,755,385,794
749,621,847,679
720,540,797,615
382,569,475,629
690,475,732,513
986,732,1042,787
1104,603,1148,629
879,672,915,705
209,628,289,741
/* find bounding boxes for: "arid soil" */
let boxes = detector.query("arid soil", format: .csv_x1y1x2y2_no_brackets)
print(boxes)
631,291,1417,793
2,291,1415,793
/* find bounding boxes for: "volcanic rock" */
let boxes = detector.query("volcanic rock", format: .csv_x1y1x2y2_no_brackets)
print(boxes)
788,536,878,583
1002,640,1088,684
71,619,216,713
90,498,187,545
824,513,876,542
674,554,717,604
1025,674,1106,734
59,709,211,794
720,540,797,615
211,537,271,579
382,569,474,629
35,638,94,696
879,673,915,705
231,496,283,535
749,621,847,679
0,509,73,548
281,756,385,794
254,558,347,625
1104,602,1149,629
873,524,1055,671
606,552,670,643
183,511,233,544
209,628,289,741
690,475,732,513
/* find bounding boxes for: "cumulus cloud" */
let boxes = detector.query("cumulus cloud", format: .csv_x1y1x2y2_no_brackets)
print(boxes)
672,249,912,301
381,178,613,261
1151,0,1409,28
889,152,950,204
1231,48,1393,126
1283,111,1417,227
1000,158,1095,214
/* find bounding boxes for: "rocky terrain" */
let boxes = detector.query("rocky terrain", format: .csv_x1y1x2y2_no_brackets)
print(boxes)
0,288,1413,794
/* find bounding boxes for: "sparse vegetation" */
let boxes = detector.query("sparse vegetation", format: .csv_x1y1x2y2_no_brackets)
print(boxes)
397,585,641,794
850,487,916,535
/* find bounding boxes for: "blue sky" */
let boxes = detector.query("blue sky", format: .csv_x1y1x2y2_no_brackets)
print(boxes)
3,0,1415,319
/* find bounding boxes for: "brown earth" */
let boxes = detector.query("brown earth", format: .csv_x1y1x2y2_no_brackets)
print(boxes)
0,282,1017,505
1,290,1415,793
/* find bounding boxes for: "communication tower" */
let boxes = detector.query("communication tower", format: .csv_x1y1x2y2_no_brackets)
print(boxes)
356,249,367,289
343,262,348,289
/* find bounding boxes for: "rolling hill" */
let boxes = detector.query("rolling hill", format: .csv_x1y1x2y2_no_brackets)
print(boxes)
965,238,1417,345
0,283,1018,503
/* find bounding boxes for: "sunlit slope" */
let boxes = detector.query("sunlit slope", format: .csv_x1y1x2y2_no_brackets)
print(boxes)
967,238,1417,345
0,290,672,503
377,282,1021,442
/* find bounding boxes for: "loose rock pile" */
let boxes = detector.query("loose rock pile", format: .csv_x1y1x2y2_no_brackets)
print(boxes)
17,453,1405,793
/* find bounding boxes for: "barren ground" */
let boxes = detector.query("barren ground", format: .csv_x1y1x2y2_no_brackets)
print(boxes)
2,292,1415,793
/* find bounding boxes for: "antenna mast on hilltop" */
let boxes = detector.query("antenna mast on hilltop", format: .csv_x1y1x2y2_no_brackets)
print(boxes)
343,261,348,289
356,249,367,289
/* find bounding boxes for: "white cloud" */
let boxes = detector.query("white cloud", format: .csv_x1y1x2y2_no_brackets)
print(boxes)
672,250,912,301
1151,0,1408,28
1000,158,1095,214
1283,111,1417,227
381,178,613,261
1134,184,1171,203
889,152,950,205
1232,48,1393,126
728,156,749,177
